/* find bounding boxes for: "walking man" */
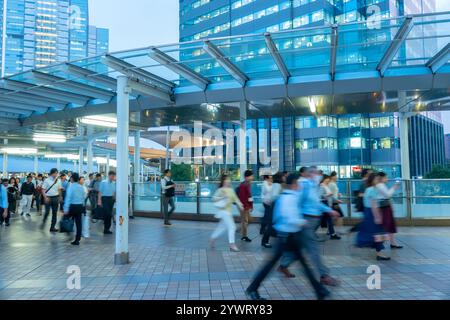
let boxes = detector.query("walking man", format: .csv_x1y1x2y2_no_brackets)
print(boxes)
0,179,9,226
41,168,62,232
97,171,116,234
161,169,175,226
19,175,35,217
237,170,254,242
246,174,330,300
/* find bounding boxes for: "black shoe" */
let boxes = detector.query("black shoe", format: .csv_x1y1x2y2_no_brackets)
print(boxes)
164,222,172,226
330,234,341,240
71,241,80,246
104,231,113,235
49,228,58,233
26,214,31,217
317,287,331,300
262,243,272,248
5,223,10,227
245,289,266,300
390,245,403,249
376,255,391,261
241,237,252,242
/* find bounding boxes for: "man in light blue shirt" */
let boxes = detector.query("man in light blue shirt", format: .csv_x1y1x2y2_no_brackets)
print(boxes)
0,179,9,226
63,173,86,245
97,171,116,234
246,174,329,301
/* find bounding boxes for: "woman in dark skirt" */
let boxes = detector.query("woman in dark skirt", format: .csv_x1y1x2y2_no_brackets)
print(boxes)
375,172,402,249
356,173,390,261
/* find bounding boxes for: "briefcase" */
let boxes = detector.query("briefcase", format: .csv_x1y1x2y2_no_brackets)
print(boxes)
59,216,74,233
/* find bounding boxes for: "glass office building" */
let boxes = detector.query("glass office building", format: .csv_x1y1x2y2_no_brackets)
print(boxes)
0,0,109,77
179,0,445,178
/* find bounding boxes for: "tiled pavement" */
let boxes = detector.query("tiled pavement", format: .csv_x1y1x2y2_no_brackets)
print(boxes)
1,211,450,300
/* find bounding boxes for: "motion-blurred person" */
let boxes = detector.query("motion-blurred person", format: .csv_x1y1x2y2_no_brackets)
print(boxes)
0,179,9,226
7,177,19,215
161,169,176,226
32,174,44,214
329,171,344,230
237,170,254,242
88,173,102,211
63,173,86,246
261,172,284,249
246,174,330,300
375,172,402,249
41,168,62,232
210,174,243,252
97,171,116,234
260,175,273,247
319,175,340,240
356,173,390,260
351,169,373,232
19,175,35,217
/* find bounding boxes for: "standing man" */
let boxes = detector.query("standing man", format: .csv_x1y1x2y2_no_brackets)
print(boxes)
237,170,254,242
59,173,69,212
0,179,9,226
89,173,102,211
161,169,175,226
246,174,329,300
97,171,116,235
63,173,86,246
41,168,62,232
19,175,35,217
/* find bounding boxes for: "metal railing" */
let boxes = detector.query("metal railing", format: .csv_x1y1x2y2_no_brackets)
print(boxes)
132,179,450,220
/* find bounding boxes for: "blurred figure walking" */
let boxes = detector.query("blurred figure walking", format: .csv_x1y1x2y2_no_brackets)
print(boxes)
18,175,35,217
246,174,330,300
0,179,9,226
63,173,86,246
97,171,116,234
41,168,62,233
237,170,254,242
210,174,243,252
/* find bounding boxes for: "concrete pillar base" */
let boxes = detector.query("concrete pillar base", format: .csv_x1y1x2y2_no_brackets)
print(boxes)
114,252,130,265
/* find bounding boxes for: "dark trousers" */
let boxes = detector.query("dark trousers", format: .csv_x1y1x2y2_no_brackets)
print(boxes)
43,196,59,230
102,196,114,232
0,207,9,225
247,232,327,299
8,199,16,214
32,193,41,211
89,192,98,211
162,195,175,223
69,204,85,242
60,191,66,211
261,203,274,245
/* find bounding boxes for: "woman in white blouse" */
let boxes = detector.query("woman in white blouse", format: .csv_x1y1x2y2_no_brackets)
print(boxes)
320,175,340,240
375,172,402,249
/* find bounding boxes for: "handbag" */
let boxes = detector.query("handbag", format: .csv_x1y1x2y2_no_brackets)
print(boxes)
59,216,74,233
82,213,90,238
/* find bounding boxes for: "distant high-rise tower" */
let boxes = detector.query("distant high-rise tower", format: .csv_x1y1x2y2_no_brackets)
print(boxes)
0,0,109,77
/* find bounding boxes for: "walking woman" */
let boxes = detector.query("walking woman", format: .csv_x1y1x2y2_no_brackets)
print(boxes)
375,172,402,249
320,175,340,240
329,171,344,229
210,174,243,252
261,172,284,248
7,177,19,215
356,173,390,260
63,173,86,246
260,175,273,248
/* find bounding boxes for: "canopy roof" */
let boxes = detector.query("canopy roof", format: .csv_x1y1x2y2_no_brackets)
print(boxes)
0,12,449,141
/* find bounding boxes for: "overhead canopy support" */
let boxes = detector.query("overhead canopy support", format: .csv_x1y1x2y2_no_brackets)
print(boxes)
128,80,174,102
0,106,31,115
0,101,48,113
149,47,211,90
31,70,115,101
377,17,414,77
264,33,290,84
65,63,117,89
102,55,175,92
3,79,92,105
203,40,249,86
0,88,67,108
426,43,450,74
330,25,338,81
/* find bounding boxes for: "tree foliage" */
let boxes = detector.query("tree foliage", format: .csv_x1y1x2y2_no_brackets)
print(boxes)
424,165,450,179
170,163,194,181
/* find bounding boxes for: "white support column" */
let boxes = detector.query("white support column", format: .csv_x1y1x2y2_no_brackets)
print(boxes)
78,146,84,175
72,160,76,172
115,75,130,265
57,158,61,172
239,101,247,180
87,139,94,174
165,127,170,170
33,155,39,174
398,91,411,179
2,138,8,178
134,130,141,183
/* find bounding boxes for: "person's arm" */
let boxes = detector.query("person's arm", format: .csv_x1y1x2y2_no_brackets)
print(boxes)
371,198,382,224
376,183,396,199
232,189,243,210
63,185,72,214
97,182,103,206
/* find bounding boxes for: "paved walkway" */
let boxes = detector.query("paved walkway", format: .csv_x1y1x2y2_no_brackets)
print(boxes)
1,211,450,300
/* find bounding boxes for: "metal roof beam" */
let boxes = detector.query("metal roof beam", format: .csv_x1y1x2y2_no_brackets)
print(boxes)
31,70,115,101
0,100,48,113
128,79,174,102
330,25,338,81
377,17,414,76
101,54,175,91
264,33,291,84
426,43,450,74
0,106,31,116
65,63,117,89
3,80,91,105
0,90,66,108
149,47,210,90
203,40,249,86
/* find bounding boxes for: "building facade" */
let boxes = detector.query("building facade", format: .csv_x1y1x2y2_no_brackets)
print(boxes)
179,0,445,179
0,0,109,77
445,134,450,165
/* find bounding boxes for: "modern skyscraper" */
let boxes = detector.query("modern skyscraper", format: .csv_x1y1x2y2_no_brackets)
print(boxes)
0,0,109,77
179,0,445,178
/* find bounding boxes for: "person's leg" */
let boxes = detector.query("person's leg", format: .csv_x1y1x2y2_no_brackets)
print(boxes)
240,209,249,238
50,197,59,230
74,211,82,243
260,204,269,235
43,201,51,225
211,218,227,241
168,197,175,215
103,198,112,233
25,195,33,215
302,218,330,277
223,213,236,245
162,196,169,223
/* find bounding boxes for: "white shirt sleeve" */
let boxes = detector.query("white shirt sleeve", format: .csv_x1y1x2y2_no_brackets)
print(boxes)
376,183,395,199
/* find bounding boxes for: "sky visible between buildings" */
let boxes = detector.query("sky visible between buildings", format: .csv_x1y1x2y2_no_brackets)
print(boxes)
88,0,450,132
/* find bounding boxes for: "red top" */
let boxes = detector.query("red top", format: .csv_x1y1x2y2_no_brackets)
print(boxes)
238,181,253,211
